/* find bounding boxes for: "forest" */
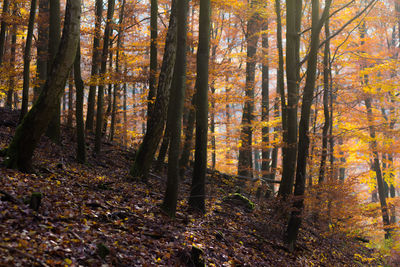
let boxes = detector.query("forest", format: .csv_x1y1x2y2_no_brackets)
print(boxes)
0,0,400,265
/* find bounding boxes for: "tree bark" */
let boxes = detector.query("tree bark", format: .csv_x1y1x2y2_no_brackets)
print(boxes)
261,15,271,191
110,0,126,142
45,0,62,142
34,0,49,101
238,1,260,178
318,19,331,184
278,0,302,198
6,19,16,109
94,0,115,154
0,0,10,66
148,0,158,119
188,0,211,213
74,39,86,163
86,0,103,132
19,0,37,123
130,1,178,182
286,0,331,250
161,0,189,217
5,0,81,172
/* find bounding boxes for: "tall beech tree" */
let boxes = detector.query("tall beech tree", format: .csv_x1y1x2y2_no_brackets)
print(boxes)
277,0,301,198
5,0,81,172
0,0,9,66
74,39,86,164
19,0,38,122
130,1,178,182
161,0,189,217
188,0,211,213
238,0,260,178
110,0,126,142
34,0,49,100
46,0,62,142
148,0,158,119
86,0,103,132
286,0,332,250
94,0,115,154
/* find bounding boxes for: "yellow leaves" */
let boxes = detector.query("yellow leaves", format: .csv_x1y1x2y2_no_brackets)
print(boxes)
64,258,72,265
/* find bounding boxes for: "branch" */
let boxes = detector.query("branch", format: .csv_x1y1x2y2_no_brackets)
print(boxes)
301,0,378,66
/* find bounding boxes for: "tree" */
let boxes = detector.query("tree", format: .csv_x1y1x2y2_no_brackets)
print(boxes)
110,0,126,141
74,38,86,164
161,0,189,217
34,0,49,100
148,0,158,119
6,9,16,109
130,1,178,182
188,0,211,213
5,0,81,172
86,0,103,132
286,0,332,250
19,0,38,122
238,0,260,178
45,0,62,142
277,0,301,198
94,0,115,154
0,0,10,66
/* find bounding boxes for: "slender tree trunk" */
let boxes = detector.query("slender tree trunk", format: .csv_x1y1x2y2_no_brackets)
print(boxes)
19,0,37,122
179,92,196,177
103,42,113,136
74,39,86,163
0,0,10,66
86,0,103,132
161,0,189,217
110,0,126,142
67,74,74,128
318,20,331,184
130,1,178,182
6,20,16,108
34,0,49,101
261,16,271,190
5,0,80,172
46,0,62,142
94,0,115,154
188,0,211,213
286,0,331,250
238,1,260,178
148,0,158,119
278,0,301,198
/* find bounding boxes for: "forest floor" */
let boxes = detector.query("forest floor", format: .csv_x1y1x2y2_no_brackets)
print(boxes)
0,108,388,266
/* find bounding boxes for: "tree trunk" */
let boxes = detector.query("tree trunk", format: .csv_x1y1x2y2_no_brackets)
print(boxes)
261,16,271,190
5,0,80,172
19,0,38,123
45,0,62,142
188,0,211,213
110,0,125,142
318,20,331,184
161,0,189,217
0,0,10,65
179,92,196,177
130,1,178,182
6,20,16,109
74,39,86,163
148,0,158,119
67,74,74,128
94,0,115,154
238,1,260,178
34,0,49,101
86,0,103,132
286,0,331,250
278,0,302,198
